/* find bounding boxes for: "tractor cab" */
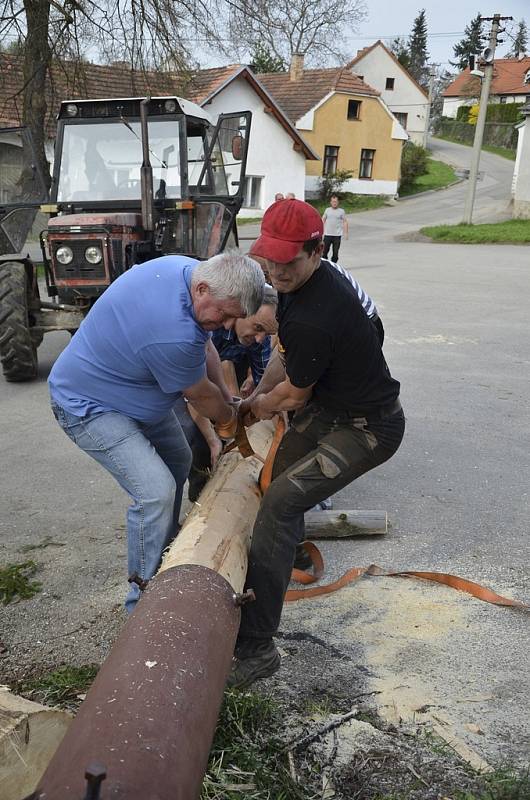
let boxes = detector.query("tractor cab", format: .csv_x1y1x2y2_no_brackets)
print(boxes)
0,96,252,381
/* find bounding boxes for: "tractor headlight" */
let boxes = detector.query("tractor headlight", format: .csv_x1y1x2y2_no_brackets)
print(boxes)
56,245,74,265
85,246,103,264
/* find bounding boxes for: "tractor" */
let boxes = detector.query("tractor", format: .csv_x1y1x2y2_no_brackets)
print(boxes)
0,96,251,381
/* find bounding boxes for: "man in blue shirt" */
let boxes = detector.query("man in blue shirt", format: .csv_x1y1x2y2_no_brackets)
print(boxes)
49,252,265,611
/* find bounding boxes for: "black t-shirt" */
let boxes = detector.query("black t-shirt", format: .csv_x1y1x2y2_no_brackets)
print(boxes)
277,260,400,413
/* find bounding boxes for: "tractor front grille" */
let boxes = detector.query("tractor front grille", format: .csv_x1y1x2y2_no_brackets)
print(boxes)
52,239,107,281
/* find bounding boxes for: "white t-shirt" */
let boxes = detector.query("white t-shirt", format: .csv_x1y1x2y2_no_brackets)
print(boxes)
323,206,346,237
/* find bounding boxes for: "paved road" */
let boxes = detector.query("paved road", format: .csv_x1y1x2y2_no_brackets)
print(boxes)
1,138,528,768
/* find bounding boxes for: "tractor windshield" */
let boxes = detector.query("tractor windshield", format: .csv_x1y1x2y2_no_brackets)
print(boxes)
56,119,181,202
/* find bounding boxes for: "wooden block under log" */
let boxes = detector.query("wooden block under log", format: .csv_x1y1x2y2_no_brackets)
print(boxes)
0,687,72,800
304,510,387,538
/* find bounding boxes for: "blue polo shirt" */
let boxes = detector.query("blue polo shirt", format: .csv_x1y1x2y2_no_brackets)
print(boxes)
48,256,209,423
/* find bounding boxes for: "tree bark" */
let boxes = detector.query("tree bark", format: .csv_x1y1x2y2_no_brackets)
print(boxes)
22,0,52,192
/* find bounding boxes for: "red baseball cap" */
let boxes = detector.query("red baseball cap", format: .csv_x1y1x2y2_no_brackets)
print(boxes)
250,199,323,264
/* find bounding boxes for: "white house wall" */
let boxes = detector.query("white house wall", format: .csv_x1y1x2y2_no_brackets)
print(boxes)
513,117,530,217
442,97,472,118
350,47,428,144
203,78,307,216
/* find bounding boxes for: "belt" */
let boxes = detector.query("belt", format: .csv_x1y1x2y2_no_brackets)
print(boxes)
329,398,402,422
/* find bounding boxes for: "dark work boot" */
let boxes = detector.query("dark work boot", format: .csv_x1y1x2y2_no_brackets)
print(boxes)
227,639,281,689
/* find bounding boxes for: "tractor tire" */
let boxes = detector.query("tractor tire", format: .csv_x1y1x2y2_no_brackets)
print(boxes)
0,262,38,381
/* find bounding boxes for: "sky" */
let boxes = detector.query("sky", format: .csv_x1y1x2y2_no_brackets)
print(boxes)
344,0,529,69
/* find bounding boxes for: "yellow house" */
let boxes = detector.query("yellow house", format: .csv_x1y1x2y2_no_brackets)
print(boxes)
260,57,408,196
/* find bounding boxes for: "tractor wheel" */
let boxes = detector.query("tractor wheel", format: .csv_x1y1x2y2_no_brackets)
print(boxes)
0,262,38,381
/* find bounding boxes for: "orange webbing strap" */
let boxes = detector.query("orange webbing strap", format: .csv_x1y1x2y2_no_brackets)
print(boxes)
258,415,286,495
285,542,529,608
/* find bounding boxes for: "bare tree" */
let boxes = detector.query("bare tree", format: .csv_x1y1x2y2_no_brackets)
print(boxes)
0,0,221,187
224,0,367,66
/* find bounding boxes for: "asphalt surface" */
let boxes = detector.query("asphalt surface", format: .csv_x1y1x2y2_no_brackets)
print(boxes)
1,138,528,768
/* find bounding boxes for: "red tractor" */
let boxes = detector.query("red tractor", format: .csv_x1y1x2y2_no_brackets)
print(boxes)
0,96,251,381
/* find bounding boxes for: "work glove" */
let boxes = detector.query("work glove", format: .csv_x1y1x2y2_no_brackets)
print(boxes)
214,405,238,440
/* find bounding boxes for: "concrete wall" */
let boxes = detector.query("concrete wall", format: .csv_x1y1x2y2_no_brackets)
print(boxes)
301,92,404,196
203,77,307,216
350,46,428,142
513,114,530,218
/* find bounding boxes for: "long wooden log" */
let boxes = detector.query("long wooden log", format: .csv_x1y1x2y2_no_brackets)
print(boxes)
0,688,72,800
30,421,275,800
304,509,387,538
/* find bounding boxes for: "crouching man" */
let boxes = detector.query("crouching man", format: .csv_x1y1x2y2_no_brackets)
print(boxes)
229,200,405,687
48,252,265,611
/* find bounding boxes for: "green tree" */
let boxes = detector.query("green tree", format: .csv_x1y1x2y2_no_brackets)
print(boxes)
408,9,429,86
250,44,285,73
388,36,411,69
506,20,528,58
450,13,484,70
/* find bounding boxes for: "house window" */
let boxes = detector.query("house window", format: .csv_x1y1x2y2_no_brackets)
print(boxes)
394,112,408,128
347,100,361,120
323,145,340,175
359,149,375,179
499,96,507,104
243,176,263,208
385,77,395,90
524,70,530,84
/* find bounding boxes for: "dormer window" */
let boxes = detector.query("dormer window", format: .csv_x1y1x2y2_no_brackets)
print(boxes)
524,69,530,84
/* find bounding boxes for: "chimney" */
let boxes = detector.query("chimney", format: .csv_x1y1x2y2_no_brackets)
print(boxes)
290,53,304,82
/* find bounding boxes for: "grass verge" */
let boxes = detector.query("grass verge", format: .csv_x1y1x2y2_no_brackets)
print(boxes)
433,135,516,161
399,158,458,197
202,689,310,800
237,216,263,226
14,664,99,710
455,767,530,799
0,561,42,605
421,219,530,244
308,193,387,215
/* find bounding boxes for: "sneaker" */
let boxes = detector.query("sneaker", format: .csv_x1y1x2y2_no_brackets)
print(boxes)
227,639,281,689
293,543,312,571
310,497,333,511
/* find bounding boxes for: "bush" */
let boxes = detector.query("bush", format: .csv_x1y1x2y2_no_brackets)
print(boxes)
399,142,429,191
318,169,353,199
456,105,472,122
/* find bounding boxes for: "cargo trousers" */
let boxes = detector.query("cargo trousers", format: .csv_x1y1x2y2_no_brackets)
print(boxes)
238,401,405,641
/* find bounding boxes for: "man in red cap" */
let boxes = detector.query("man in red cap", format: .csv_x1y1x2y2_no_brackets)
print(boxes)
228,199,405,688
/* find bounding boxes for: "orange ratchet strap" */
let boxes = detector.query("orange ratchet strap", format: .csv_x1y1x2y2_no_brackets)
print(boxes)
285,542,529,609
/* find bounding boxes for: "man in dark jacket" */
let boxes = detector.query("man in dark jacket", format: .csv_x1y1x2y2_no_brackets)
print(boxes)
229,200,405,688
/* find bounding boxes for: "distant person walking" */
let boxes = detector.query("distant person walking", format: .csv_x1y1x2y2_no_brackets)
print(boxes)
274,192,285,201
322,194,348,263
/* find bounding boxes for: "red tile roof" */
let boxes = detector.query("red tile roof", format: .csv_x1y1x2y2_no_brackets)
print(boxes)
0,54,188,135
259,67,379,123
185,65,242,104
346,40,429,98
443,57,530,97
0,56,317,159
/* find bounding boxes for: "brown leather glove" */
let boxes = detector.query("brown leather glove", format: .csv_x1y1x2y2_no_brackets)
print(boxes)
214,406,238,440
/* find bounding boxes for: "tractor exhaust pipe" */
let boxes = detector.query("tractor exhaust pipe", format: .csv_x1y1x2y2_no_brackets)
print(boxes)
140,97,154,232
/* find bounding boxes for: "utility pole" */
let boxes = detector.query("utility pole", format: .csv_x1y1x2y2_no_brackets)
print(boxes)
462,13,512,223
423,64,438,150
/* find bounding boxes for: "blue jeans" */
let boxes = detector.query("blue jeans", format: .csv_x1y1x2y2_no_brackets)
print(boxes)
50,402,192,612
